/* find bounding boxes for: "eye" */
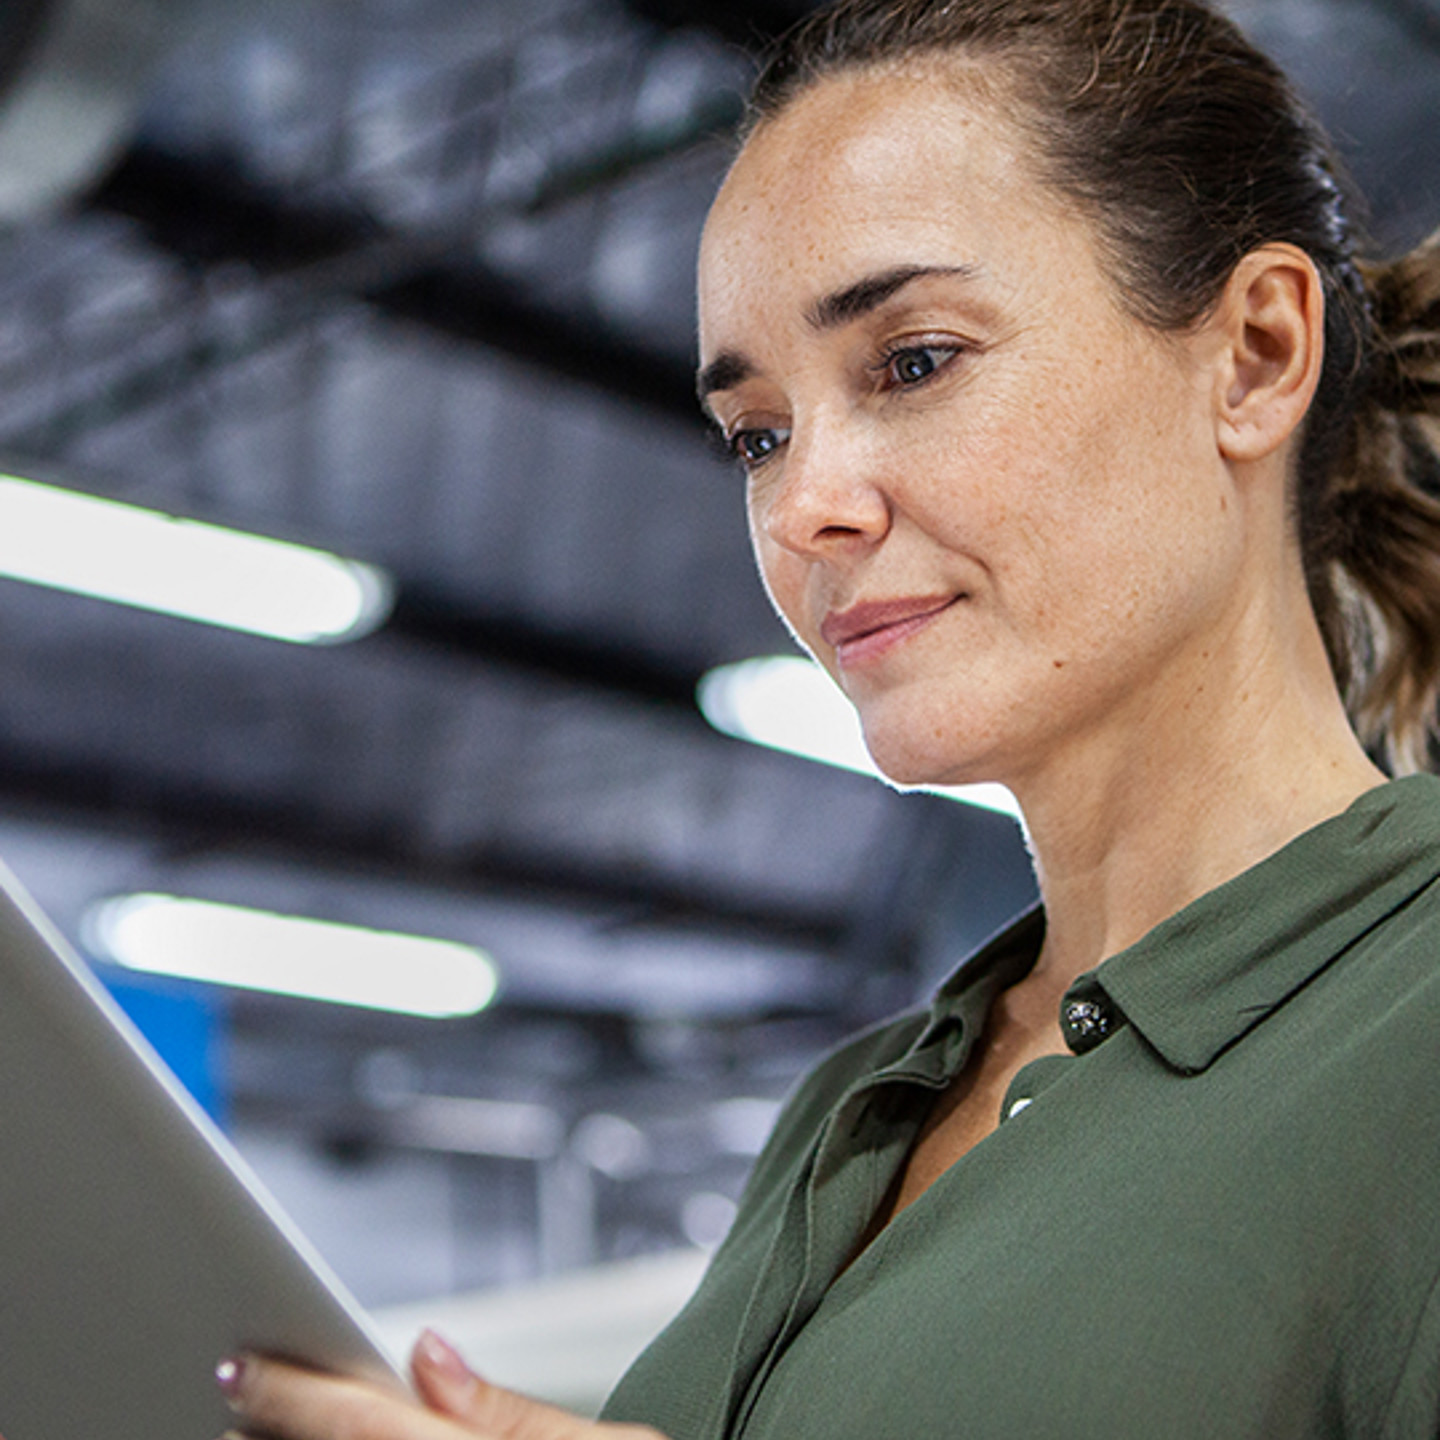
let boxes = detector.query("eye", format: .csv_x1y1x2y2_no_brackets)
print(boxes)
730,426,790,469
877,343,963,389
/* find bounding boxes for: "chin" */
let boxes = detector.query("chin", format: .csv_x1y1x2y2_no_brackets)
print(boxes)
853,675,1033,793
863,735,979,791
859,703,1016,793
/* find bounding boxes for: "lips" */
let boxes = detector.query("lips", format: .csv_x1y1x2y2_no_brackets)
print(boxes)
820,594,961,664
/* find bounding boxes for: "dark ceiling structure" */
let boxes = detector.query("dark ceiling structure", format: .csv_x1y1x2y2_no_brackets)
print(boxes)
0,0,1435,1305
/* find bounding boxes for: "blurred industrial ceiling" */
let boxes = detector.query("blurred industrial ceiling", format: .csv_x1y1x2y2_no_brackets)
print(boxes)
0,0,1434,1304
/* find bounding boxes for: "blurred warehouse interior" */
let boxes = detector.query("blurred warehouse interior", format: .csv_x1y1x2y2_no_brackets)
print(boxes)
0,0,1436,1375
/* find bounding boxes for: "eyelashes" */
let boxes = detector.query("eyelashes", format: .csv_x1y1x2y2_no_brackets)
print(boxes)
728,426,792,469
871,341,967,389
705,421,789,471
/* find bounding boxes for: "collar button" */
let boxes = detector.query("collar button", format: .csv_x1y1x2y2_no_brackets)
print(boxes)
1062,996,1117,1055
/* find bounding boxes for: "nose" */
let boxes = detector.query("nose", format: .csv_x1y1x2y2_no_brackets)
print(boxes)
755,416,891,561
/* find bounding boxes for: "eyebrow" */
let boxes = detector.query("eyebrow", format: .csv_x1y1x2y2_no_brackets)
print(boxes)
695,263,979,405
696,351,754,405
806,263,979,332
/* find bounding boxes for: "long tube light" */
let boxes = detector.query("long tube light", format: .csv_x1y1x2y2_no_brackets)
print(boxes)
0,472,391,643
697,655,1022,822
86,895,499,1018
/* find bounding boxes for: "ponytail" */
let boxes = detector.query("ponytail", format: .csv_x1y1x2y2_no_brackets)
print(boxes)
1313,229,1440,773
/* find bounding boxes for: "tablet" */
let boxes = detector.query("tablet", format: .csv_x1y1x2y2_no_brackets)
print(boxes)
0,860,405,1439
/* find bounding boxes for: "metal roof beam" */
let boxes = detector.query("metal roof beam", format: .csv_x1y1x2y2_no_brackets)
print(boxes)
387,584,704,709
84,142,703,427
0,752,846,957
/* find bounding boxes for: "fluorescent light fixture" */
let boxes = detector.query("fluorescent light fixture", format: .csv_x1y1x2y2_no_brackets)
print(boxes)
697,655,1022,822
0,472,391,643
86,894,499,1018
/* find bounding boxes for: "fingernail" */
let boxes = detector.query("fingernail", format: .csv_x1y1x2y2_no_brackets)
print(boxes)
415,1328,474,1390
215,1355,246,1402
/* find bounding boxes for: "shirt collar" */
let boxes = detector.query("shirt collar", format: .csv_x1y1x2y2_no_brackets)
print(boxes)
1090,774,1440,1073
931,906,1044,1015
905,906,1044,1076
915,775,1440,1078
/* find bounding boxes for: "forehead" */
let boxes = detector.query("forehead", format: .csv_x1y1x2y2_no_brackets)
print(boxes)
698,66,1073,342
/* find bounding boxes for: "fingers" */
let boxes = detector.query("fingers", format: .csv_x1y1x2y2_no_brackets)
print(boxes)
215,1344,668,1440
409,1333,666,1440
218,1354,468,1440
409,1330,481,1416
409,1332,594,1440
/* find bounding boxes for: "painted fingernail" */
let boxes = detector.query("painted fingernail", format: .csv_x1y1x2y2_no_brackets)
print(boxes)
215,1355,246,1401
415,1328,473,1388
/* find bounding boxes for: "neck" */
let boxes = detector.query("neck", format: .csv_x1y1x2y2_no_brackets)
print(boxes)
1011,581,1385,990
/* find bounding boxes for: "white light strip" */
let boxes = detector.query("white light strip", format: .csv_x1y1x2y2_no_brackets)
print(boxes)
697,656,1022,822
0,472,391,643
86,894,499,1019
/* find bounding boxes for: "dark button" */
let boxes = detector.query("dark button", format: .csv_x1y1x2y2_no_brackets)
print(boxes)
1061,996,1116,1054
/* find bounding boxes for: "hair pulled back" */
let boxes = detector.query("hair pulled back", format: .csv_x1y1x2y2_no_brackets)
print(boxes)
749,0,1440,772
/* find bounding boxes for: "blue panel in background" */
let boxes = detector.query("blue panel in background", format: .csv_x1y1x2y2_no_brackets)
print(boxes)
102,975,227,1127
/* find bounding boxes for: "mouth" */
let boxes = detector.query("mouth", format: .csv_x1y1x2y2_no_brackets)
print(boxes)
820,594,962,665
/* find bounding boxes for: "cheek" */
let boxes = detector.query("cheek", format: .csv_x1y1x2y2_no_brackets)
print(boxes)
941,355,1223,632
1010,396,1232,650
899,401,1068,579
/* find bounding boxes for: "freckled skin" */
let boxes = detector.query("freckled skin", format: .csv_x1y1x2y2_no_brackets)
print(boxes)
699,61,1383,993
699,68,1240,795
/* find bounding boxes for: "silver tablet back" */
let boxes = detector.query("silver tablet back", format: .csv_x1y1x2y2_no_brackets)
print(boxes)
0,863,404,1439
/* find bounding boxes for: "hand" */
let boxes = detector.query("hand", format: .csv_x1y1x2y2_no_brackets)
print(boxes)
216,1330,668,1440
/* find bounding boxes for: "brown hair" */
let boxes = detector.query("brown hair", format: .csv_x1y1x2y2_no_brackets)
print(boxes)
747,0,1440,772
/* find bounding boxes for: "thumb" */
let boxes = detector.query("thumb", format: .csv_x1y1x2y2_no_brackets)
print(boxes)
411,1330,483,1418
411,1330,609,1440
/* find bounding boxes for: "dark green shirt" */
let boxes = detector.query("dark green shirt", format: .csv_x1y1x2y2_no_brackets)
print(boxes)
603,776,1440,1439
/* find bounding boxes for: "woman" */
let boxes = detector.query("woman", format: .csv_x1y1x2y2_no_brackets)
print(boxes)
218,1,1440,1436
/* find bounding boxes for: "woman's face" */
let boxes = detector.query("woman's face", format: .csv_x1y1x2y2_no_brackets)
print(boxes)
697,66,1249,792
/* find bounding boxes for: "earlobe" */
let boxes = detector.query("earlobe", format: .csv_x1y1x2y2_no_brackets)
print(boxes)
1213,244,1325,464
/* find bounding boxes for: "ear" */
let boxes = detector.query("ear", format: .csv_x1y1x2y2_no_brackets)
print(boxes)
1211,244,1325,465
